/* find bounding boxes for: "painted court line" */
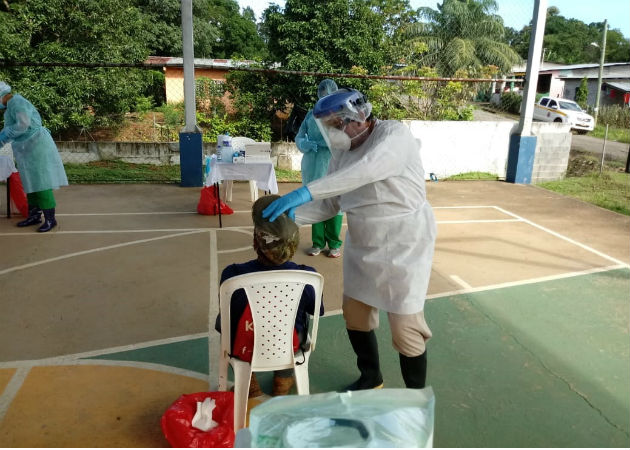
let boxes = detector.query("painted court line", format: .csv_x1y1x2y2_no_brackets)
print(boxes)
0,230,205,276
493,206,630,268
0,332,210,369
450,275,473,289
0,367,30,423
427,264,627,300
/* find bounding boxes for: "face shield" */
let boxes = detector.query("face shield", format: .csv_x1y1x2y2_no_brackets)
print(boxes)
312,89,372,152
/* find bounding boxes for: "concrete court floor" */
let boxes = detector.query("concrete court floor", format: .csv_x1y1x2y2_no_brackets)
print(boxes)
0,180,628,447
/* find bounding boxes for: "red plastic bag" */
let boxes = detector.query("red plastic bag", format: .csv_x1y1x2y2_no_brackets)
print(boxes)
197,185,234,215
8,172,28,218
161,391,235,448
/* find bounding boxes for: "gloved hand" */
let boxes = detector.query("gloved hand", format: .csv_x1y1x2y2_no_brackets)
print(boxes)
262,186,312,222
303,141,318,152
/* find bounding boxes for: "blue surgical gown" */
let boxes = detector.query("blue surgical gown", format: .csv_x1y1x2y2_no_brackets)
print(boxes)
0,94,68,193
295,111,332,185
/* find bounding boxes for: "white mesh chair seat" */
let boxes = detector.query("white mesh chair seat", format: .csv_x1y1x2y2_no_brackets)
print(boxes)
217,270,324,431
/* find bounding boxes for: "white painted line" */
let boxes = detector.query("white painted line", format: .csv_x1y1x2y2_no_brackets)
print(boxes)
208,230,220,390
438,219,522,224
427,264,627,300
57,210,251,216
493,206,630,268
0,367,30,423
57,212,199,216
0,230,205,276
0,332,210,369
66,359,208,381
0,228,212,236
450,275,473,289
433,206,498,209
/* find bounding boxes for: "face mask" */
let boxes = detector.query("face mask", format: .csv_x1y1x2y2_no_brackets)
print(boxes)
327,127,351,152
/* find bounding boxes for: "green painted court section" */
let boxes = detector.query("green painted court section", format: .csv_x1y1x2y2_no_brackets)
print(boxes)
89,268,630,447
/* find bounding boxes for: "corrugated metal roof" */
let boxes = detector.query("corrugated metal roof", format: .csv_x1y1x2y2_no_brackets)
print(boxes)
604,81,630,92
145,56,257,68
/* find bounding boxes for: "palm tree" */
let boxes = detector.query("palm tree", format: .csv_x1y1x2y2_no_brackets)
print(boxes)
407,0,522,76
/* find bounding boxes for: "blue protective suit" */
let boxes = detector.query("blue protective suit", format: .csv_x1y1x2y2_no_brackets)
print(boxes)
295,110,332,185
0,95,68,193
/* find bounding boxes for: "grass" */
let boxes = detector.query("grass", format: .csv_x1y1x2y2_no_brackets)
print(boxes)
538,170,630,215
64,161,181,183
64,160,303,184
443,172,499,181
588,125,630,144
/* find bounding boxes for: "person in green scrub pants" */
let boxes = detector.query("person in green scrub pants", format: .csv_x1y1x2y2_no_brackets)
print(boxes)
0,81,68,232
295,79,343,258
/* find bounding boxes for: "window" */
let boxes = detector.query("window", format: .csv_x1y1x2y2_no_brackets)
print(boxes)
548,100,557,108
540,98,549,106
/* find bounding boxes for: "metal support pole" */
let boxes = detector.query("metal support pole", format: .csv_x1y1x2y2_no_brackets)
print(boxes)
594,19,608,125
517,0,548,137
181,0,198,133
179,0,202,187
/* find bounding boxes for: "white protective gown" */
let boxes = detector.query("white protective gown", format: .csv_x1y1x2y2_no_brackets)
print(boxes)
295,120,436,314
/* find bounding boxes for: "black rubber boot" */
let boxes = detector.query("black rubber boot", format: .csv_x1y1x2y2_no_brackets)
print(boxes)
37,208,57,232
17,205,42,227
344,330,384,391
399,351,427,389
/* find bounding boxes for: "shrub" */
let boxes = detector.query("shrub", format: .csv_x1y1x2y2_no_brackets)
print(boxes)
500,93,522,114
597,105,630,129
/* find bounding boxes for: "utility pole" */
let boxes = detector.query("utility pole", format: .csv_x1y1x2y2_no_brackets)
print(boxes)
594,19,608,125
179,0,203,187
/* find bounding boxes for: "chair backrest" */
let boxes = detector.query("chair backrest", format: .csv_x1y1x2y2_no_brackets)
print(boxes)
219,270,324,371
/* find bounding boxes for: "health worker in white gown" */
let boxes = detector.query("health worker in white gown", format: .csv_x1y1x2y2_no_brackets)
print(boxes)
263,88,436,390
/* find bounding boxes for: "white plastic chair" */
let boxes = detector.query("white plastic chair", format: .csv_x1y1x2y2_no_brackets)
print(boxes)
217,270,324,431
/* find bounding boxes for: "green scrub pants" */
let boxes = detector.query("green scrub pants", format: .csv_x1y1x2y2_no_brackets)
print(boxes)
27,190,56,210
311,214,343,250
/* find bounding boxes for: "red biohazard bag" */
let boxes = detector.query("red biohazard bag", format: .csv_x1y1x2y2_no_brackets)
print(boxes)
232,303,300,362
197,185,233,215
161,391,235,448
8,172,28,218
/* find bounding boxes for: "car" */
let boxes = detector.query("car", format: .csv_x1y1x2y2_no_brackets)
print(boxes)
532,97,594,134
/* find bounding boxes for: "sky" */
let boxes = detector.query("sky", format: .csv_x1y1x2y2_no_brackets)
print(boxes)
236,0,630,38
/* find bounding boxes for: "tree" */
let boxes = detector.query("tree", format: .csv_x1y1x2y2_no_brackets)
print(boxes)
407,0,521,76
262,0,387,108
133,0,266,59
511,9,630,64
0,0,155,134
575,77,588,109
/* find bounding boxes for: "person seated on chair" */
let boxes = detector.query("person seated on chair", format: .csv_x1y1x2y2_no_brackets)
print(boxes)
215,194,324,398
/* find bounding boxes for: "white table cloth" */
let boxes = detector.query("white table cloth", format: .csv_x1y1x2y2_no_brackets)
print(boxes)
0,155,17,182
205,160,278,194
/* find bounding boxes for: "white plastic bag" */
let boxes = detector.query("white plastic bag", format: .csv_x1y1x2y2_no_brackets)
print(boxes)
248,388,435,448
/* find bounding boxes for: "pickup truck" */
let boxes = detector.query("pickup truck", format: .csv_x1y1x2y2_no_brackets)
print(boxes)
533,97,594,134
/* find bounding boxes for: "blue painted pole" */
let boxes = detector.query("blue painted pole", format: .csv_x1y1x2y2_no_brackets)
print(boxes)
179,132,203,187
506,135,536,184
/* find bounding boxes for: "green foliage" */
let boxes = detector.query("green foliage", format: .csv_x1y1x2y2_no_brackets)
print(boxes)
597,105,630,130
408,0,522,76
500,92,522,114
368,66,475,121
538,171,630,216
197,112,272,142
574,77,588,109
589,125,630,144
64,161,181,183
132,0,266,59
261,0,387,108
511,8,630,64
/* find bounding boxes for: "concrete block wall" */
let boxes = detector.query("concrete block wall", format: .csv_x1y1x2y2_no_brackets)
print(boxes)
530,123,572,183
55,121,572,183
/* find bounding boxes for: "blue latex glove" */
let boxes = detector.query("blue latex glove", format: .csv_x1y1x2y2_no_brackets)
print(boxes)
262,186,312,222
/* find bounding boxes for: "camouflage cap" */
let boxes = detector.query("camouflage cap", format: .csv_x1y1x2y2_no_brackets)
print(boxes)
252,195,300,265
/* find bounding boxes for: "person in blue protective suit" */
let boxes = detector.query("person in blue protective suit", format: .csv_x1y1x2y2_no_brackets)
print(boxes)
263,88,436,391
295,79,343,258
0,81,68,232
